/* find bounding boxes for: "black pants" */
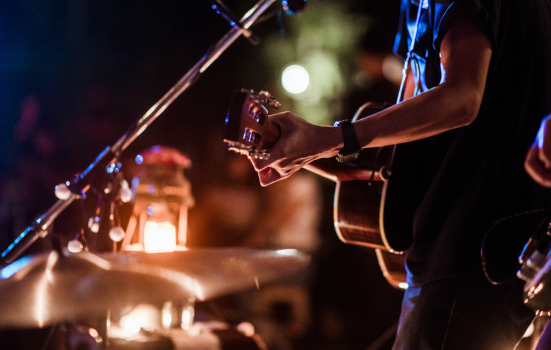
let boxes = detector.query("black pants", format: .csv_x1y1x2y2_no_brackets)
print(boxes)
392,272,534,350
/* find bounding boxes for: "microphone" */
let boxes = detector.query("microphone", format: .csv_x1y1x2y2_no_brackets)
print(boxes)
283,0,306,14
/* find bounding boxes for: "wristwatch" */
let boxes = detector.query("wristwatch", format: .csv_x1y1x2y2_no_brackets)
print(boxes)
334,119,361,163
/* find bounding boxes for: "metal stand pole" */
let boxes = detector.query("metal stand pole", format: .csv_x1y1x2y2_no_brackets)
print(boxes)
2,0,277,264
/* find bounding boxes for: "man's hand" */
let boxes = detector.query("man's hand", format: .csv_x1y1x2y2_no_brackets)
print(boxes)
249,4,492,187
249,112,341,186
525,115,551,187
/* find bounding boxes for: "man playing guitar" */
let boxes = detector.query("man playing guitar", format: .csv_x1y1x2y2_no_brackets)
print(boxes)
249,0,551,349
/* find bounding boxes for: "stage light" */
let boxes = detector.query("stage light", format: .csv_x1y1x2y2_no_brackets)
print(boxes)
144,221,177,253
162,302,173,330
398,282,409,289
181,304,195,330
120,304,160,334
282,65,310,94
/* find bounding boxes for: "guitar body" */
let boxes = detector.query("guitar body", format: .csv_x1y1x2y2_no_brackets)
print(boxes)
224,93,420,288
376,249,408,289
333,149,410,287
335,176,413,253
334,103,413,251
334,178,386,250
333,102,434,287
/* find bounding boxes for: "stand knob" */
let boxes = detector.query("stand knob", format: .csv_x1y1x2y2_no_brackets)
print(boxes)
55,183,72,200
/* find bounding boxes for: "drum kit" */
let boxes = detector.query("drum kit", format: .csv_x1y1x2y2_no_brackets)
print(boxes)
0,248,309,349
0,1,309,349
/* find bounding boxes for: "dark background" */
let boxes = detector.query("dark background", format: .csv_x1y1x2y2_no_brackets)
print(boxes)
0,0,400,176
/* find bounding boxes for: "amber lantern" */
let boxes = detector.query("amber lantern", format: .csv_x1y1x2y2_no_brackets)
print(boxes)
121,146,194,253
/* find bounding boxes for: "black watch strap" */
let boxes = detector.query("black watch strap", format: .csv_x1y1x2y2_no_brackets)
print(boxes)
334,119,361,163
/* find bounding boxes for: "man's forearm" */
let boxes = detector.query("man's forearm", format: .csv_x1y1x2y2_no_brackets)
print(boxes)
354,5,491,149
304,159,382,182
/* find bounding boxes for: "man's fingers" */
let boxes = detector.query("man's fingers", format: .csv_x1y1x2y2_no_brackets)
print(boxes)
250,154,274,172
525,146,551,188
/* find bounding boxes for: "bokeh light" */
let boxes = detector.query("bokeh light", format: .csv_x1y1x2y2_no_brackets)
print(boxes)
281,65,310,94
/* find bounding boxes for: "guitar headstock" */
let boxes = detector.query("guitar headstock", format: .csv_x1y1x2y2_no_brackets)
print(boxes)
224,89,281,159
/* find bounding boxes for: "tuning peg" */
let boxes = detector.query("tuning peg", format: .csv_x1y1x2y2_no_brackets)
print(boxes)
257,91,281,108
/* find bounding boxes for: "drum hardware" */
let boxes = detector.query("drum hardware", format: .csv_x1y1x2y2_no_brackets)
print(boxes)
0,248,308,341
0,3,310,349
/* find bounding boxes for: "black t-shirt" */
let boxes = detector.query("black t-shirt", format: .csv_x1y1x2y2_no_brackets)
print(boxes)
393,0,551,284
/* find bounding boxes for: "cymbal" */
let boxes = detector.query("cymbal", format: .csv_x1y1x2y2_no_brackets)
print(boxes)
0,250,196,328
0,248,309,328
98,248,310,300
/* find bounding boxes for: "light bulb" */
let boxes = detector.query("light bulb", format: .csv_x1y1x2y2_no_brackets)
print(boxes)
68,240,83,253
55,183,72,200
120,188,132,203
109,226,125,242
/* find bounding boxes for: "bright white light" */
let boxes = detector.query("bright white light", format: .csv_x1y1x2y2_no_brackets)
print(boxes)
162,311,172,329
68,240,83,253
276,249,297,256
120,304,159,334
282,65,310,94
523,322,535,338
398,282,409,290
144,221,177,253
55,183,72,200
162,301,173,329
109,226,125,242
122,317,143,334
181,306,194,330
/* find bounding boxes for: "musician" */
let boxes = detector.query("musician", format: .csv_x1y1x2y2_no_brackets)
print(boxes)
250,0,551,349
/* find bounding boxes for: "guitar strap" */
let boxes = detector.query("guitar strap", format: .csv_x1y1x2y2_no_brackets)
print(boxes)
380,0,425,179
396,0,424,105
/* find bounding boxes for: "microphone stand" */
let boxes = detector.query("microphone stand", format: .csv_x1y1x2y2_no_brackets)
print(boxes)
2,0,277,264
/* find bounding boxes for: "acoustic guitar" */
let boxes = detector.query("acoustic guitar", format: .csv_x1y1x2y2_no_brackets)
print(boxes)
224,90,414,288
332,102,410,288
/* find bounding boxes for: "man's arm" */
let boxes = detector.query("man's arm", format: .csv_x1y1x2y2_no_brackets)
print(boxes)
251,5,492,186
525,115,551,187
303,71,417,182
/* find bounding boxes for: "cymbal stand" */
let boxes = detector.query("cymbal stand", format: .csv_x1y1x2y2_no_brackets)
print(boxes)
2,0,278,264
